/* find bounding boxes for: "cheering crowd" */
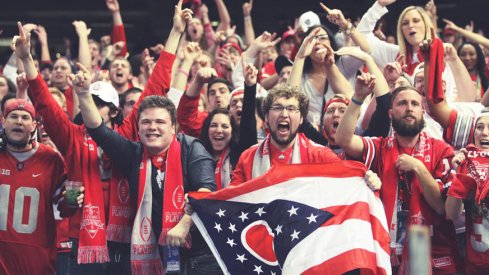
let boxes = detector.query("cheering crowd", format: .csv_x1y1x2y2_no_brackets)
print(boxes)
2,0,489,274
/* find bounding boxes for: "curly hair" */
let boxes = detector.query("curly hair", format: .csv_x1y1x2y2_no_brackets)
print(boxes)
262,84,309,118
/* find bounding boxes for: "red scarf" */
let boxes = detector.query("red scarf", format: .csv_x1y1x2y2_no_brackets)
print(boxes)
404,47,424,76
457,145,489,204
426,38,445,104
78,131,109,263
379,132,439,272
251,133,309,179
131,135,189,274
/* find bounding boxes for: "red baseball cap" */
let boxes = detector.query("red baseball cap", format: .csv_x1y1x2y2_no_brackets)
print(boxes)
3,98,36,119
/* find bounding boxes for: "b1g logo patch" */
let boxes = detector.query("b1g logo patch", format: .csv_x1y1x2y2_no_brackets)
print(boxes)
117,179,130,204
81,203,104,239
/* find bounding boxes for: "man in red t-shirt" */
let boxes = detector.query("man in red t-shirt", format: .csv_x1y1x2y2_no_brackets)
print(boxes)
231,83,341,185
0,99,66,274
336,81,462,274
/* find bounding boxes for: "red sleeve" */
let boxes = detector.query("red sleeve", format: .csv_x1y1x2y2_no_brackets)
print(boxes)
432,142,455,193
64,86,74,120
176,94,207,137
360,137,381,171
117,51,176,140
112,24,128,57
443,109,459,145
27,74,78,156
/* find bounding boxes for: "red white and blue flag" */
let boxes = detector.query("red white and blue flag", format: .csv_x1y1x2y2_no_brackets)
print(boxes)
189,161,391,275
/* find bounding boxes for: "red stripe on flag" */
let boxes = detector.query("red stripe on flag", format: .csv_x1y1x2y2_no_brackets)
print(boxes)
322,202,390,254
302,249,389,275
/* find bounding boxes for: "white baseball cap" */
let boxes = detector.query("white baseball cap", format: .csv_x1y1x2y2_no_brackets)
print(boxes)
89,81,120,108
299,11,321,33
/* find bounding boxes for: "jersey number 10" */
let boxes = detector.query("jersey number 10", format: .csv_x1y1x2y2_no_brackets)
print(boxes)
0,184,39,234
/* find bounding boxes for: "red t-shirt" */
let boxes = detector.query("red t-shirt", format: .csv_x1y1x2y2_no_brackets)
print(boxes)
0,144,65,274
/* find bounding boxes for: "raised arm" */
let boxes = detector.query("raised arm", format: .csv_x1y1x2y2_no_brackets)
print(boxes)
238,63,259,155
443,18,489,49
335,73,376,159
214,0,231,32
34,25,51,64
242,0,255,47
320,3,371,54
443,43,478,102
166,0,193,55
287,28,320,88
106,0,128,57
70,63,102,128
172,42,201,92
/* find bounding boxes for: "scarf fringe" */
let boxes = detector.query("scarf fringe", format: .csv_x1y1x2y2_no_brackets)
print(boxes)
131,259,164,275
77,246,110,264
157,228,192,248
107,224,133,243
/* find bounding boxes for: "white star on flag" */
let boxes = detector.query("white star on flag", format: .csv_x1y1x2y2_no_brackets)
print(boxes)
216,208,226,217
287,205,299,216
226,237,236,247
290,229,300,241
274,224,283,235
253,265,263,274
255,207,266,217
228,222,237,233
306,213,318,224
214,222,222,233
236,253,247,263
238,211,249,222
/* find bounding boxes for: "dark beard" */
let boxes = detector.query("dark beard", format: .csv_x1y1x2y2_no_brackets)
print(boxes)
4,132,30,149
268,122,298,147
392,115,425,137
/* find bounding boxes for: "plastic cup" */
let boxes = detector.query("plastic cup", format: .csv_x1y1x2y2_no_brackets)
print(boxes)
65,181,82,208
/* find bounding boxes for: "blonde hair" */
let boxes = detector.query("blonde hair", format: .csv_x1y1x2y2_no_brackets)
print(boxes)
396,6,435,65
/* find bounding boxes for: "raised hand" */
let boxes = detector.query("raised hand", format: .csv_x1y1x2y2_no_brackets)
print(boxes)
69,63,93,93
195,67,218,84
451,148,467,170
252,31,281,51
383,55,405,82
183,42,202,62
442,19,460,31
34,26,48,45
106,0,120,13
141,48,155,75
296,28,321,59
443,43,458,62
173,0,193,33
320,3,348,30
149,43,165,55
424,0,437,18
16,72,29,94
112,41,125,56
22,23,37,34
72,20,91,37
243,0,253,17
244,63,258,86
11,22,31,60
377,0,396,7
354,72,376,99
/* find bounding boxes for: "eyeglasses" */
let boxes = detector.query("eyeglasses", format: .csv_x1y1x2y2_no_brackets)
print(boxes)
270,105,300,113
314,34,329,42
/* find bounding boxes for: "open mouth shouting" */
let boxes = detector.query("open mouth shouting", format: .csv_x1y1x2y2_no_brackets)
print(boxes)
277,121,290,136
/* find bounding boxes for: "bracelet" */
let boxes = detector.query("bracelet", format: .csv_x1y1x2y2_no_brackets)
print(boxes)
244,16,251,21
178,68,189,77
351,97,364,105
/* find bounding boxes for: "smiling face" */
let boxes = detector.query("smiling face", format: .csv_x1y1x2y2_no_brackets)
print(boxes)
459,44,478,72
266,96,303,150
400,9,427,47
208,113,232,155
475,115,489,151
138,107,175,155
322,101,347,145
2,110,36,150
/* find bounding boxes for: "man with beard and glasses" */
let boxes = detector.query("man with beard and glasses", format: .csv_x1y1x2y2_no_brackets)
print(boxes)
336,78,462,274
230,83,342,185
0,99,68,274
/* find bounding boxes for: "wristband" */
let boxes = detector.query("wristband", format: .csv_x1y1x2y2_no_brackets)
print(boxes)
178,68,189,77
351,97,364,105
244,16,251,21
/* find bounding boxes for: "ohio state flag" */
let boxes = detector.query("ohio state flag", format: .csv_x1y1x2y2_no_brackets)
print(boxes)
189,161,391,275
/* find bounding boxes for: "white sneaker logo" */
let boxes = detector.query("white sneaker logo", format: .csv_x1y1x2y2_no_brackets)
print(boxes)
32,173,42,178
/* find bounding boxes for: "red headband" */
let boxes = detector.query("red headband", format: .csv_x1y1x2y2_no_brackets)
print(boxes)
323,97,350,114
